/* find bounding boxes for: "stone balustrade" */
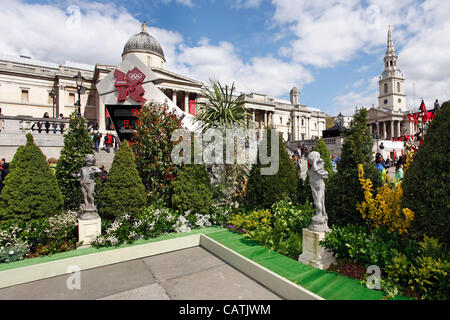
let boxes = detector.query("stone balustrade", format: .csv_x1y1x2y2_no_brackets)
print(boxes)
0,115,71,161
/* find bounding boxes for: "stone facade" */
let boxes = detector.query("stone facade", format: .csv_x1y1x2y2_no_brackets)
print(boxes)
0,22,327,148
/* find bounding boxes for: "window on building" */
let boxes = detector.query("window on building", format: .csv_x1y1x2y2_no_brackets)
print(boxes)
48,93,54,105
386,62,388,68
87,94,95,106
21,89,29,103
301,118,304,126
384,83,388,94
390,60,393,67
69,93,75,105
280,117,282,124
397,82,400,93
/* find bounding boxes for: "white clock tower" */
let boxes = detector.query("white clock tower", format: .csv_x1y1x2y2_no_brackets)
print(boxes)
378,25,407,112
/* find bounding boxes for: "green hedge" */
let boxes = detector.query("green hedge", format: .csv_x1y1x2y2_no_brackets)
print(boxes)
402,101,450,249
0,134,63,223
246,129,299,208
98,140,146,220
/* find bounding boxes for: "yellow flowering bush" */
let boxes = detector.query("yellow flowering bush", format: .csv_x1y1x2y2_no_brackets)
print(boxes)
227,209,272,234
356,164,414,234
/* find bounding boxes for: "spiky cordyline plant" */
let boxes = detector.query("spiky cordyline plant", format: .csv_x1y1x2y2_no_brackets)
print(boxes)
194,79,248,131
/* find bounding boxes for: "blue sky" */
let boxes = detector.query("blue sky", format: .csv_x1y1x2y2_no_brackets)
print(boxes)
1,0,449,116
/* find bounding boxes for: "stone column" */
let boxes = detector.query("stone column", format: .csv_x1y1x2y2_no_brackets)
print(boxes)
97,94,106,133
264,111,268,128
291,115,296,140
382,121,386,139
172,90,177,107
252,109,256,122
184,92,189,113
268,112,273,127
57,84,66,118
390,121,394,139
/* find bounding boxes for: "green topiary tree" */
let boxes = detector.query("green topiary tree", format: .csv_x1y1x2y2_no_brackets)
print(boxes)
0,134,63,223
55,112,93,211
171,164,213,215
312,138,333,177
131,101,182,204
98,140,146,220
246,129,299,208
402,101,450,249
326,107,383,226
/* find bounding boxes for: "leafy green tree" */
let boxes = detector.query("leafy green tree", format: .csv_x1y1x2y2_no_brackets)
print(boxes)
402,101,450,249
131,101,182,204
194,79,248,130
171,164,213,215
98,140,146,220
326,107,382,226
0,134,63,223
246,129,299,208
55,112,93,211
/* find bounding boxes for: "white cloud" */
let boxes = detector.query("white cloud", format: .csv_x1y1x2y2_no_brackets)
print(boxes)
270,0,450,112
173,40,314,96
0,0,313,99
234,0,262,9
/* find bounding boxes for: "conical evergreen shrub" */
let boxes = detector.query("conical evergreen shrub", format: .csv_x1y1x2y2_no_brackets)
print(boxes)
313,138,333,177
56,112,93,211
171,164,213,215
402,101,450,248
246,129,299,208
0,134,63,223
326,108,382,226
98,140,146,220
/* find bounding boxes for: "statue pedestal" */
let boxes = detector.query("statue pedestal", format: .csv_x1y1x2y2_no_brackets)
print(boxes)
77,216,101,249
298,228,336,270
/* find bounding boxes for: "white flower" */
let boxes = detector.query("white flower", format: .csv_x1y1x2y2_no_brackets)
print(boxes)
9,250,14,255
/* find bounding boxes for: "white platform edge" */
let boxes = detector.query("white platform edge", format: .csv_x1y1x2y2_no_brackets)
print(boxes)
200,234,323,300
0,234,201,289
0,232,324,300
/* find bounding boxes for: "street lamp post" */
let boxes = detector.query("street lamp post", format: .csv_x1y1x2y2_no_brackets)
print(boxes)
74,71,86,117
50,88,56,118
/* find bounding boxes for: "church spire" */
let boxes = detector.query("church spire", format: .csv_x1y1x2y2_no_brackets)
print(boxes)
386,25,396,56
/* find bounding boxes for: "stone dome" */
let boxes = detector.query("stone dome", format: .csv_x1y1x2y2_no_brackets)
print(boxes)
122,22,165,61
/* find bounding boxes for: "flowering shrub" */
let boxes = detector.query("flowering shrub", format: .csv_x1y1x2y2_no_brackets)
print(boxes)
227,200,314,259
356,164,414,234
93,206,213,247
0,246,29,263
131,102,182,204
0,211,78,262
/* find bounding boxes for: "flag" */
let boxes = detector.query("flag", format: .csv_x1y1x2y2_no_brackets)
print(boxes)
419,100,427,112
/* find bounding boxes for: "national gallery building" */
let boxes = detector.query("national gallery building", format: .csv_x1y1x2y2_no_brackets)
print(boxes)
0,22,327,143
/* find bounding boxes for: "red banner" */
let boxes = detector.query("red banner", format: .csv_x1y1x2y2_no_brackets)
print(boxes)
189,100,196,115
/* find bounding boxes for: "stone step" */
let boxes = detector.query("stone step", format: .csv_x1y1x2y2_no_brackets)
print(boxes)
94,149,117,171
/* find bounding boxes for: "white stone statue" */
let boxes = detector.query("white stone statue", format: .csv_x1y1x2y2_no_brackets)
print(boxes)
72,154,103,220
307,151,330,232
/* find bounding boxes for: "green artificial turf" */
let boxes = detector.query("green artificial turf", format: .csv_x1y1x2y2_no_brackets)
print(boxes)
0,226,223,272
206,229,411,300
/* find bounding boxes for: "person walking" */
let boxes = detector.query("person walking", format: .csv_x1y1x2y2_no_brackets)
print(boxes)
395,162,404,182
0,158,10,193
93,131,102,152
104,133,113,153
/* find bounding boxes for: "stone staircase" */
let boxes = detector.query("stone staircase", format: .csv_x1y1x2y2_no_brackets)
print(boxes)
94,149,116,171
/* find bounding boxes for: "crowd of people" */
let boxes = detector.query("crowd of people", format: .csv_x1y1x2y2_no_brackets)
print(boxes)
375,152,405,183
